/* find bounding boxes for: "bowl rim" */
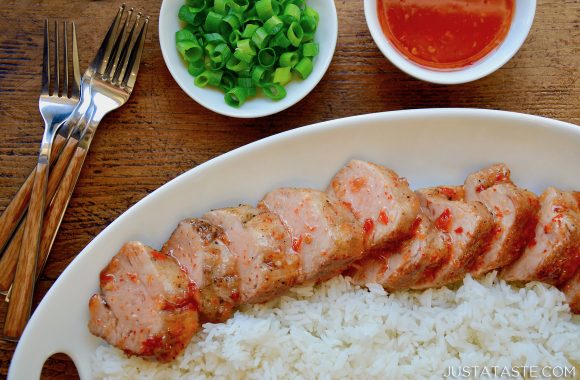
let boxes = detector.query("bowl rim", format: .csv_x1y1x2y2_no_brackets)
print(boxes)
158,0,339,118
363,0,537,85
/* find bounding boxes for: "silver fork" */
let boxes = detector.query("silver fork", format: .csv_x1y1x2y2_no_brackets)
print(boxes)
3,20,81,340
0,5,135,302
30,6,149,286
0,21,81,257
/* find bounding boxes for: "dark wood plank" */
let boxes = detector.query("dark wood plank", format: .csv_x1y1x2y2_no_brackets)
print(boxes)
0,0,578,377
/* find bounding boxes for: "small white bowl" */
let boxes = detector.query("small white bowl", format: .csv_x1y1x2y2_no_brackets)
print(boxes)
364,0,536,84
159,0,338,118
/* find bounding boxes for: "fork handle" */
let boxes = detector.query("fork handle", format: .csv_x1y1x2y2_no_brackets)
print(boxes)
3,161,49,340
36,144,87,277
0,136,78,291
0,133,67,255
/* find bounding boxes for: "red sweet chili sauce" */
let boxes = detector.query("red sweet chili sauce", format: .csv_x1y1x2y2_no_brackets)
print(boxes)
377,0,515,69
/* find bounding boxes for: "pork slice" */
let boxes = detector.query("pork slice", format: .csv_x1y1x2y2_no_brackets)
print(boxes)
161,219,239,322
327,160,420,250
260,188,365,282
501,188,580,285
88,242,199,362
203,205,300,304
562,269,580,314
417,186,495,287
349,214,450,291
464,164,540,275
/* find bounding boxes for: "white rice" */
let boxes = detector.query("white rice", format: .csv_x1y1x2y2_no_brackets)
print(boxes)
92,273,579,379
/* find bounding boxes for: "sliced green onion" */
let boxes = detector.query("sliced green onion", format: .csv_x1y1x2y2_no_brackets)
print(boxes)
177,40,204,62
233,49,254,63
188,60,205,76
237,68,252,78
287,21,303,47
220,14,241,37
293,56,312,79
209,43,231,69
190,26,205,41
255,0,279,21
300,15,317,33
241,23,259,38
251,27,270,49
243,15,263,25
225,86,248,107
302,42,319,57
283,3,301,22
177,0,320,107
244,6,258,19
236,77,257,96
273,66,292,85
251,65,272,85
269,30,291,48
290,0,306,8
226,55,251,71
237,77,254,88
227,0,249,13
213,0,228,15
264,15,284,35
235,39,256,63
302,31,315,43
279,51,299,67
178,5,205,26
176,28,196,42
220,71,236,91
229,29,242,45
204,11,223,33
195,70,224,87
185,0,206,9
204,33,227,46
258,47,276,67
260,82,286,100
304,6,319,23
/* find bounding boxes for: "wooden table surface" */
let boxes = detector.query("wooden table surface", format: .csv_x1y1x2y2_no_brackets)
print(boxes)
0,0,578,378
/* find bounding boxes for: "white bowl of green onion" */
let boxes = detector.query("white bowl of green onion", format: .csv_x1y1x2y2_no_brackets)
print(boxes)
159,0,338,118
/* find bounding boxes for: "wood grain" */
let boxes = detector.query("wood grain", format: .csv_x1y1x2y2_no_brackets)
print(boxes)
0,0,578,377
0,133,67,256
37,145,87,277
0,135,79,290
3,162,47,340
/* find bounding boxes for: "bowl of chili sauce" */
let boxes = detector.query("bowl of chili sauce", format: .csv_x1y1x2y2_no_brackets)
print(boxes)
364,0,536,84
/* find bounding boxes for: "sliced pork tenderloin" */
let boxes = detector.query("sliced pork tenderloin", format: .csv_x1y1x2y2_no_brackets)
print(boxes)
349,213,450,291
260,188,365,282
161,219,239,322
204,206,301,304
501,188,580,285
88,242,200,362
464,164,539,275
327,160,420,250
417,186,495,287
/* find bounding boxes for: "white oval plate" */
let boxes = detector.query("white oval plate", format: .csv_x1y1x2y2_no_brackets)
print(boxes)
8,109,580,379
159,0,338,118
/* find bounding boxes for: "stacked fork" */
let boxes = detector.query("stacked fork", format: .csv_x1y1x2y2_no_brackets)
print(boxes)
0,5,149,340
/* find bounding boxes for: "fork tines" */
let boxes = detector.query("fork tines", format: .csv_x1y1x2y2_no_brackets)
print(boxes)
42,20,81,99
98,6,148,88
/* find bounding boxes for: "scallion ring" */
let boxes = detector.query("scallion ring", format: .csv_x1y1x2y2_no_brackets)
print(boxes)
287,21,303,47
258,47,276,67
